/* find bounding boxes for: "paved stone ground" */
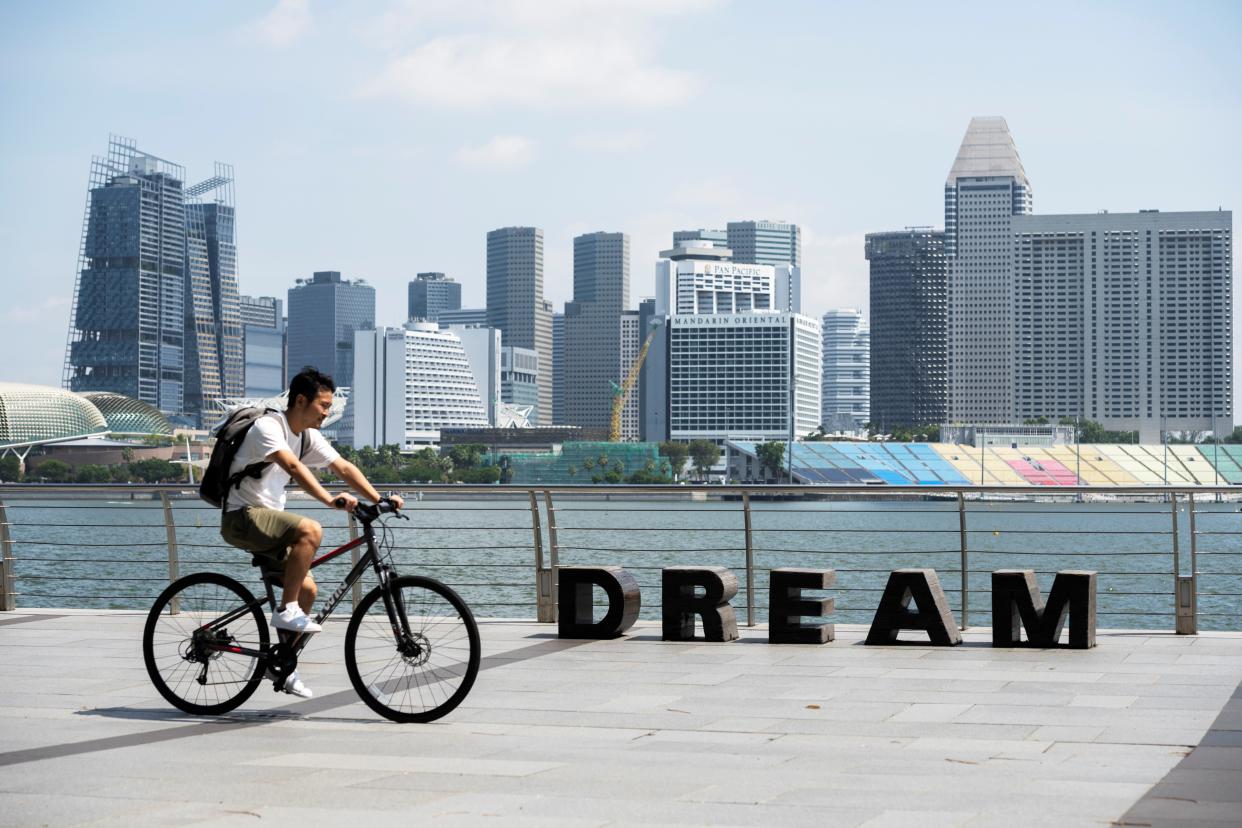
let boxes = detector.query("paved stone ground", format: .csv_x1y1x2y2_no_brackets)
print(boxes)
1,610,1241,827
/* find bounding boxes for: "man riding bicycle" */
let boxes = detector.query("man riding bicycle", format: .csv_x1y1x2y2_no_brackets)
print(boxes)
219,367,403,698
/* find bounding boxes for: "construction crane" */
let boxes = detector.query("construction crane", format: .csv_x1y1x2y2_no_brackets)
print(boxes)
609,327,658,442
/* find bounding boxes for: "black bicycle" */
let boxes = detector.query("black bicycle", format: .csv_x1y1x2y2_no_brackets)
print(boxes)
142,498,481,722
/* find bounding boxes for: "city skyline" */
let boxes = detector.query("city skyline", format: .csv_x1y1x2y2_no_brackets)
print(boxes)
1,2,1239,416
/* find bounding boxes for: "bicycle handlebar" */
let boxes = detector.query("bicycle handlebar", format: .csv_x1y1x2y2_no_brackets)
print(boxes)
332,495,403,522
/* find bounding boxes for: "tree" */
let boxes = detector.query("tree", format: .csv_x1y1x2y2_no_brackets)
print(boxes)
448,444,485,470
658,441,689,480
687,439,720,481
1221,426,1242,444
0,455,20,482
455,466,500,484
400,459,443,483
34,459,74,483
627,468,673,484
74,464,112,484
755,442,786,481
368,464,400,483
127,459,182,483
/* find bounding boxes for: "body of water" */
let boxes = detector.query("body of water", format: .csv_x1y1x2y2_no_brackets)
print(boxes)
3,494,1240,631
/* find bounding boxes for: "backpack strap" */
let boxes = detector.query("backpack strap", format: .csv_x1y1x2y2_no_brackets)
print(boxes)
221,412,306,514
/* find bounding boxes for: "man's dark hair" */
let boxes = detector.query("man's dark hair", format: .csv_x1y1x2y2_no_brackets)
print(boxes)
287,367,336,408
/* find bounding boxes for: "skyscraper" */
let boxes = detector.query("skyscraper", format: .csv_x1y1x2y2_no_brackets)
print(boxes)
1011,210,1232,441
552,312,565,425
727,220,801,267
407,272,462,322
944,116,1033,423
865,229,948,429
65,136,242,423
286,271,375,388
619,310,641,441
564,231,630,429
486,227,552,423
239,295,285,398
821,310,870,432
184,192,244,416
673,228,727,249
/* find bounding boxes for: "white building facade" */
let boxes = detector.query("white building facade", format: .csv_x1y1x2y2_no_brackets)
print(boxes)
668,313,821,443
821,309,870,432
352,323,488,449
1012,210,1232,441
655,243,800,316
619,311,641,441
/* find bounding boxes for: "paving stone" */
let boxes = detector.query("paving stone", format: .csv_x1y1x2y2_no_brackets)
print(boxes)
1,613,1241,827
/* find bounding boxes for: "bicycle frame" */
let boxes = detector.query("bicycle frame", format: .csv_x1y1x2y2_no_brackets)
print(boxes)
196,516,412,662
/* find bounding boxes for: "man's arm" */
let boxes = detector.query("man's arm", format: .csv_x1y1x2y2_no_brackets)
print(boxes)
328,457,382,503
268,448,350,508
329,457,403,510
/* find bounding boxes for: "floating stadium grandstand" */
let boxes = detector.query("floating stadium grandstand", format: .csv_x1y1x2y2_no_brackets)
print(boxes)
726,440,1242,486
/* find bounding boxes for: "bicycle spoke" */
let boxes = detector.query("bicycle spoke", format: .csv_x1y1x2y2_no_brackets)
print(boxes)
346,577,480,722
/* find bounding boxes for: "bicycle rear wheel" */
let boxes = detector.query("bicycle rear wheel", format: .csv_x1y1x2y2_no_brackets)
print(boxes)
345,575,481,723
143,572,269,716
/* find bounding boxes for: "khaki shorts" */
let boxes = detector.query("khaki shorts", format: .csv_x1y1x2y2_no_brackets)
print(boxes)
220,506,308,564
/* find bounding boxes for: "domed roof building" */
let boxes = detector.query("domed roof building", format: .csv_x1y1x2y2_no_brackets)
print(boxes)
0,383,110,449
78,392,172,437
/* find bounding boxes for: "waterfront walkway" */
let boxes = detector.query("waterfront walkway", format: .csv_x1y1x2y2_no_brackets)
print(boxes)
1,610,1240,827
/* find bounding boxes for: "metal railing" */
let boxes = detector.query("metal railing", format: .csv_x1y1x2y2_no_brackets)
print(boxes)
0,483,1239,633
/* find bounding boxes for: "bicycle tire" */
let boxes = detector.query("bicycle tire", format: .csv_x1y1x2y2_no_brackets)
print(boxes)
143,572,269,716
344,575,481,723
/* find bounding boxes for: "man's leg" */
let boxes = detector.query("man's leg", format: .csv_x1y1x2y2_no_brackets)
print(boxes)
298,575,318,615
281,518,322,611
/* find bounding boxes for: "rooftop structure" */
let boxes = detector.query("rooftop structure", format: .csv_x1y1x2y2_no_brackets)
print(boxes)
0,383,108,450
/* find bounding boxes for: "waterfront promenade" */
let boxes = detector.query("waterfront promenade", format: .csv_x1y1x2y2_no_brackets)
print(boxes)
1,610,1240,826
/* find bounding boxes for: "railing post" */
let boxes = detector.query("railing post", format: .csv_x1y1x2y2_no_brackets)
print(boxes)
349,512,361,607
1177,493,1198,635
543,490,559,623
957,491,969,630
0,497,16,611
1170,492,1181,633
529,491,551,622
742,491,755,627
160,492,180,614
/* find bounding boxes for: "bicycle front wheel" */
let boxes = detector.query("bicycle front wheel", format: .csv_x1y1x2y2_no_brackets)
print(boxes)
345,575,481,723
143,572,269,716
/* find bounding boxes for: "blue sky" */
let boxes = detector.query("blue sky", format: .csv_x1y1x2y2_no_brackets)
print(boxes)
1,0,1239,411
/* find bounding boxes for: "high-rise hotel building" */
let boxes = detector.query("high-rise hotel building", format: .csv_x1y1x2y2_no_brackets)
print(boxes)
647,239,821,444
1011,210,1231,441
352,323,489,448
943,116,1232,440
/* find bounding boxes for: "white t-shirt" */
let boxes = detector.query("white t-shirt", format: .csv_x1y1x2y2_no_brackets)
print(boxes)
225,411,340,511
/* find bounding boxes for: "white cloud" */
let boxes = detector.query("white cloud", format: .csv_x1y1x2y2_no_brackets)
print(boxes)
359,0,714,108
243,0,312,47
454,135,536,170
570,130,649,153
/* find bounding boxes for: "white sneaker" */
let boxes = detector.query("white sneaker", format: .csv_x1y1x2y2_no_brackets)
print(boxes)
267,667,314,698
271,604,323,634
283,669,313,699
